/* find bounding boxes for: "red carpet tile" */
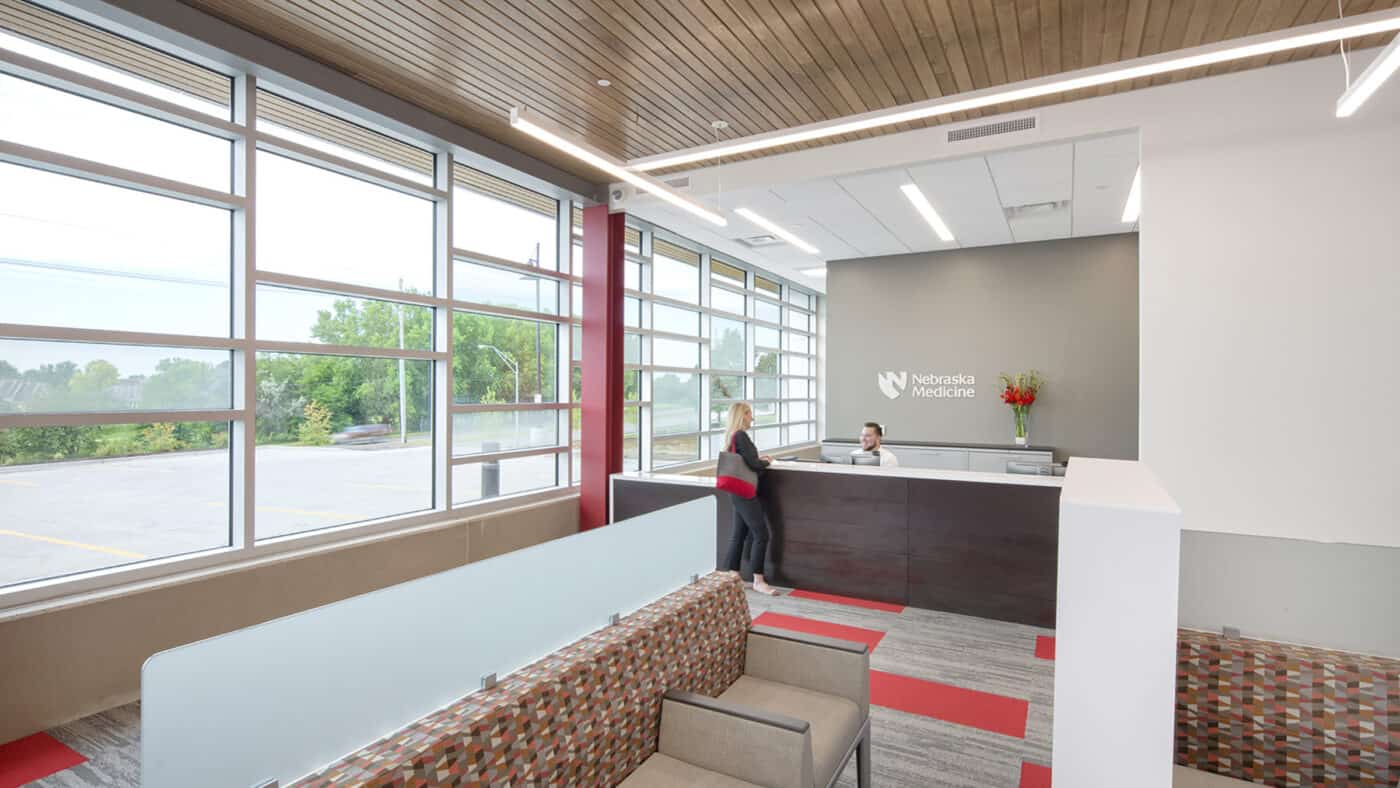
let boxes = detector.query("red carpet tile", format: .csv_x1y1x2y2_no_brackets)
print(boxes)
870,670,1029,739
1019,762,1052,788
1034,635,1055,660
0,733,86,788
752,611,887,652
787,589,905,613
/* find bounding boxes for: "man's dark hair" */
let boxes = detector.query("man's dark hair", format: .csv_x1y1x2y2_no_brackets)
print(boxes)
863,421,883,437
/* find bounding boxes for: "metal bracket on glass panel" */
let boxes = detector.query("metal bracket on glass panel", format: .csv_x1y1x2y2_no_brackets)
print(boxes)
480,672,497,690
608,612,620,626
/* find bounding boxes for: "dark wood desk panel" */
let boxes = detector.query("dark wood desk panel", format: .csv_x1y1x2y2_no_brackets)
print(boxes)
766,470,908,554
774,541,908,605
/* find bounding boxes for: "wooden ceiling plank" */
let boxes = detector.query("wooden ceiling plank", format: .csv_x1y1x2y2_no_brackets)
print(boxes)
1016,0,1047,79
900,0,976,123
970,0,1011,86
924,0,982,97
1129,0,1172,89
1039,0,1064,74
879,0,951,101
859,0,938,103
834,0,920,105
994,0,1027,81
755,0,883,114
1092,0,1129,94
942,0,996,118
1059,0,1084,73
802,0,904,109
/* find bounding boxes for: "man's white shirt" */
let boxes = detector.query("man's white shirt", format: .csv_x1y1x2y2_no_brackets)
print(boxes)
852,446,899,466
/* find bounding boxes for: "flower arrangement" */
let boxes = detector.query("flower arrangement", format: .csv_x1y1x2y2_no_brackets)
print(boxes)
998,370,1044,445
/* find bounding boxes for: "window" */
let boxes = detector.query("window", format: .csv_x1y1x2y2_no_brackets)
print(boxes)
453,165,558,269
454,260,560,315
652,304,699,336
0,340,231,412
711,285,745,316
787,289,812,310
653,372,699,436
257,287,433,350
652,240,700,303
711,259,746,288
653,337,699,368
453,313,558,404
453,454,558,504
710,316,746,372
258,90,433,185
755,298,781,324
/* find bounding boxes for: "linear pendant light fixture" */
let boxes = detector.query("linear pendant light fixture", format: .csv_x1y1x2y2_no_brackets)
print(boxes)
1336,34,1400,116
733,207,820,254
899,183,955,242
1121,166,1142,224
626,9,1400,172
509,107,726,227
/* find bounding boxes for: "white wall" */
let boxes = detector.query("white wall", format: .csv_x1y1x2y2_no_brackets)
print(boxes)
1138,60,1400,548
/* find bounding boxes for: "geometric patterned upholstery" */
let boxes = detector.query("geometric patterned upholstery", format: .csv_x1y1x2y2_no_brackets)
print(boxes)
1176,628,1400,786
294,572,750,786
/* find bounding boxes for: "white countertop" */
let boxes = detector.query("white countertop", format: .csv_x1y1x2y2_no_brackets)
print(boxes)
612,460,1063,489
1059,457,1180,512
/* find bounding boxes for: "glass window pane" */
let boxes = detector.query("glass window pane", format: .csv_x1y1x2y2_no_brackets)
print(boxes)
625,297,641,327
789,423,812,443
452,410,560,456
754,325,780,349
571,325,582,363
787,310,811,331
711,286,745,315
711,316,746,372
653,253,699,302
0,163,230,336
709,375,745,402
754,426,781,449
788,356,811,376
755,299,781,324
0,340,231,413
453,453,559,504
785,333,810,354
785,378,810,399
653,338,698,368
454,260,559,314
257,286,433,350
453,312,558,404
453,188,557,270
255,353,432,540
572,284,582,316
787,290,811,310
623,405,640,471
709,404,728,430
786,401,812,422
754,401,779,426
257,90,433,185
1,74,231,191
570,365,581,401
754,350,780,375
653,434,699,467
625,334,642,366
0,422,230,587
570,407,581,482
754,276,781,297
258,152,434,294
653,371,699,436
755,377,779,400
652,304,699,335
626,260,642,291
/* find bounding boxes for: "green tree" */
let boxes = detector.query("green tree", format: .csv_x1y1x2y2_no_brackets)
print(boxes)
142,358,230,410
298,400,333,446
0,360,18,378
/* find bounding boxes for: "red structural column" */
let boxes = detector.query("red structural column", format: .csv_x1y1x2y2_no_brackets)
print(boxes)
579,206,625,530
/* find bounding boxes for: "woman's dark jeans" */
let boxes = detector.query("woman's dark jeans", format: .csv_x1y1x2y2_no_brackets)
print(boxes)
723,494,771,576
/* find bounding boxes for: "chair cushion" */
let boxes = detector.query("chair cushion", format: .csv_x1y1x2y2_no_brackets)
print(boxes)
719,675,862,787
620,754,764,787
1172,766,1258,787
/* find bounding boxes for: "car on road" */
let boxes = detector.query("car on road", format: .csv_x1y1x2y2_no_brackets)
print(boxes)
332,424,393,445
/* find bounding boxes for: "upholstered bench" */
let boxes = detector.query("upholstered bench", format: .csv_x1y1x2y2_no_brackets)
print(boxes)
294,572,871,787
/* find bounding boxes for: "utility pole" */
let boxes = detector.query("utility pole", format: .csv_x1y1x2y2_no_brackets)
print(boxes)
398,276,407,443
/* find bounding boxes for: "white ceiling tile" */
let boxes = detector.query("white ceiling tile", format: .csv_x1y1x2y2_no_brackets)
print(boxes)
986,143,1074,208
768,179,906,258
833,169,949,255
1072,132,1139,237
1006,204,1071,242
907,157,1013,249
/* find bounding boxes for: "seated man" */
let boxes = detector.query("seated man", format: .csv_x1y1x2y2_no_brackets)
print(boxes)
853,422,899,466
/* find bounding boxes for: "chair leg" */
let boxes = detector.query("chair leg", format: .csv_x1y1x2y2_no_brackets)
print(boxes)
856,726,872,787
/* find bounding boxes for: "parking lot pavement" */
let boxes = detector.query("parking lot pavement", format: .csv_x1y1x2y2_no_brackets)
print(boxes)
0,443,557,588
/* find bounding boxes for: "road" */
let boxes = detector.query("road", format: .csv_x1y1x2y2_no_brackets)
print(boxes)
0,443,559,588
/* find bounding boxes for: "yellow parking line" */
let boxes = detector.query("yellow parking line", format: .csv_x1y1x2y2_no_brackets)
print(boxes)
0,529,146,559
0,478,38,487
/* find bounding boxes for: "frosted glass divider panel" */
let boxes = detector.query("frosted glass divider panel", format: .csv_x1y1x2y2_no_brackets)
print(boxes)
141,497,716,788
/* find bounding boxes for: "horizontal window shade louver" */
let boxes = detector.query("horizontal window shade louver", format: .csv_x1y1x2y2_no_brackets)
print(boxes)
454,163,554,216
652,239,699,266
569,206,642,250
0,0,229,107
711,259,745,283
259,89,433,177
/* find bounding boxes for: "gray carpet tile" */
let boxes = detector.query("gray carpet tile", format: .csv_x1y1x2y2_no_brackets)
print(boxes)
32,587,1057,787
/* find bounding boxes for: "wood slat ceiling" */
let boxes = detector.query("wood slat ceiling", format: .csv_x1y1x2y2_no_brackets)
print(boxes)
178,0,1400,184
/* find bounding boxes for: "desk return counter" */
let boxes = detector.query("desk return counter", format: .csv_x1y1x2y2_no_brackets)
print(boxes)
610,461,1062,628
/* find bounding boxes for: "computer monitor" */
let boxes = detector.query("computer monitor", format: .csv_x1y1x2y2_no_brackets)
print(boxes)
820,454,853,465
850,451,880,467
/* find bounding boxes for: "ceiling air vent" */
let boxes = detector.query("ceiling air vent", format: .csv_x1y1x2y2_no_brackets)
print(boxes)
736,234,784,248
663,175,691,190
947,115,1036,143
1003,200,1069,219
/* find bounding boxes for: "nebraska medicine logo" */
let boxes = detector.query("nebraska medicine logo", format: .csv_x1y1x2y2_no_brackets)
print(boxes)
878,370,975,400
877,371,907,400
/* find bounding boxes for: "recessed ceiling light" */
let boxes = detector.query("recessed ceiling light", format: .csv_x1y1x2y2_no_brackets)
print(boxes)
596,78,611,87
801,267,827,278
900,183,955,242
510,107,726,227
1121,166,1142,224
1336,34,1400,117
733,208,820,254
626,9,1400,171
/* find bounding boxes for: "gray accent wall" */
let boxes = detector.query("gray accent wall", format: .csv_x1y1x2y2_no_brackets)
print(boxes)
826,233,1139,461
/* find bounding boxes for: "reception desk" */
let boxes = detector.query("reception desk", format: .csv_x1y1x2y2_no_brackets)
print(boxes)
610,461,1062,627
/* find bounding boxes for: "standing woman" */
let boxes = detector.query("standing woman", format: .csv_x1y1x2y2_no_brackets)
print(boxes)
721,402,779,595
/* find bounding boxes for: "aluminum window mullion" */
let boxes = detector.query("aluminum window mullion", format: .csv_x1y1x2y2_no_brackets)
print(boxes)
232,73,256,552
451,248,578,284
254,133,446,201
449,445,568,464
0,47,242,140
450,402,569,413
435,151,454,512
253,339,442,361
0,322,244,350
253,271,444,308
0,138,244,209
0,409,243,428
450,301,568,325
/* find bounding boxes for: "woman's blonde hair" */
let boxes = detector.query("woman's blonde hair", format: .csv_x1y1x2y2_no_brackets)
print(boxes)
724,402,753,450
